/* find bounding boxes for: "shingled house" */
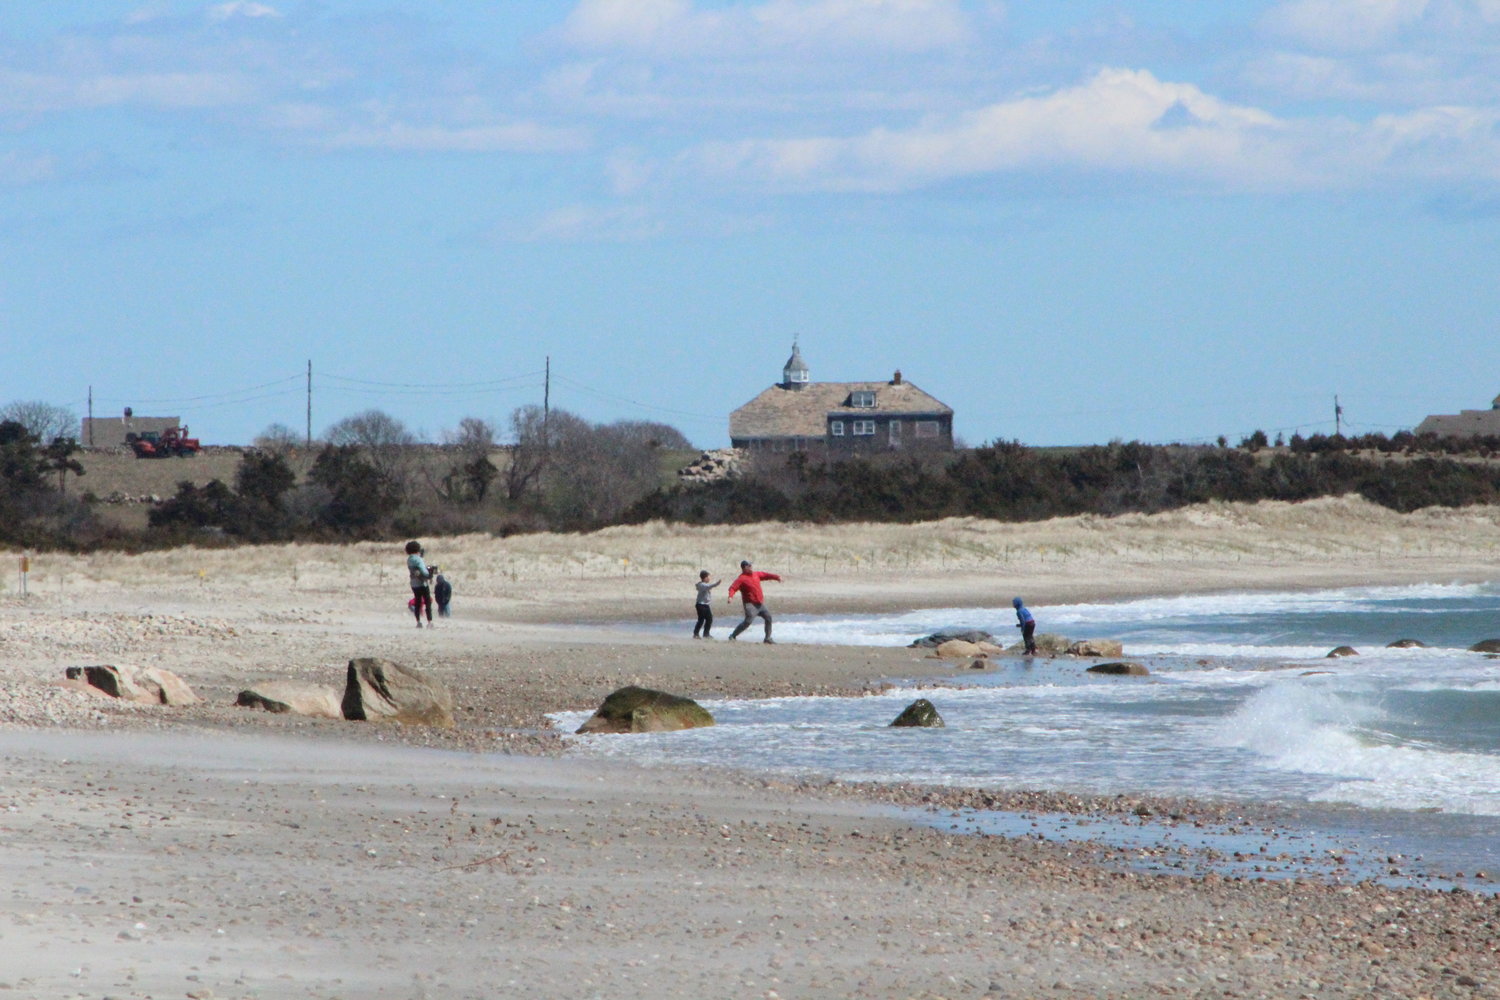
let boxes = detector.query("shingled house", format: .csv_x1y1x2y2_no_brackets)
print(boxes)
1415,394,1500,438
81,413,183,448
729,345,954,454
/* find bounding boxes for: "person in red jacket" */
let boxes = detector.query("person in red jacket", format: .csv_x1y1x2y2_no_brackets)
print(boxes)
726,560,782,643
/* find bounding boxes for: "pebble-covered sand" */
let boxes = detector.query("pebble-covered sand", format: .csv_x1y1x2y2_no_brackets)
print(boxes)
4,501,1500,998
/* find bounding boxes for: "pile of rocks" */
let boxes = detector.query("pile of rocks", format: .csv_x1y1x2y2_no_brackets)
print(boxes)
677,449,743,484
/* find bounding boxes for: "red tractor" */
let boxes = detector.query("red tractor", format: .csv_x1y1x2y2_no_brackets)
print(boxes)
127,426,202,458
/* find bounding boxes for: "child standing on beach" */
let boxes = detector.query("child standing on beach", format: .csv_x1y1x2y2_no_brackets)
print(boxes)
406,541,433,628
1013,596,1037,655
432,567,452,618
693,570,720,638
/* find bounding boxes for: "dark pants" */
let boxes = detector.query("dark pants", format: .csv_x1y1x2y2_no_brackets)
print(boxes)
730,602,772,640
411,586,432,622
693,603,713,637
1022,620,1036,654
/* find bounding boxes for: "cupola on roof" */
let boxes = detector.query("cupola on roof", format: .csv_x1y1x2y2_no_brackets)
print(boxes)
782,341,809,388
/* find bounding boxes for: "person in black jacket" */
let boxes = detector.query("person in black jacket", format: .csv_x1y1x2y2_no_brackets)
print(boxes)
432,567,453,618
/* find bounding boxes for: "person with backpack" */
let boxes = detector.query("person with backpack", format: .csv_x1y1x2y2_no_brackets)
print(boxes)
405,540,433,628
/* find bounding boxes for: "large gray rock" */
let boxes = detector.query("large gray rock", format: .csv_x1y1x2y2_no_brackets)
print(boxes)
1469,639,1500,653
1067,638,1124,658
1326,646,1359,658
575,686,714,735
341,658,455,728
1007,633,1070,656
910,627,994,648
64,665,200,706
1086,662,1150,677
933,639,987,660
237,680,343,719
1386,638,1428,649
890,699,945,728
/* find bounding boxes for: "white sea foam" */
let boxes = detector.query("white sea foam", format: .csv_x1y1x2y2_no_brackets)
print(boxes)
576,581,1500,821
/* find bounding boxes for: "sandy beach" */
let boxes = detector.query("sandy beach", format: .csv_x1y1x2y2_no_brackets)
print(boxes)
4,495,1500,998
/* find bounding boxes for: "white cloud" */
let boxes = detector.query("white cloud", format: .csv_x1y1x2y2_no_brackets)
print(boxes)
323,118,589,154
686,69,1305,193
0,69,256,115
562,0,970,55
208,2,282,21
679,65,1500,194
1262,0,1430,51
1363,104,1500,180
519,203,666,242
1241,51,1377,100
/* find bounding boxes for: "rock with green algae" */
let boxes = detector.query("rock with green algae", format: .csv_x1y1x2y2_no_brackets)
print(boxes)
890,698,945,728
1007,632,1071,655
1086,662,1150,677
576,686,715,735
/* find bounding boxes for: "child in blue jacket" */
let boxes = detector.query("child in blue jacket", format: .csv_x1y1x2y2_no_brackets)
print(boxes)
1013,596,1037,655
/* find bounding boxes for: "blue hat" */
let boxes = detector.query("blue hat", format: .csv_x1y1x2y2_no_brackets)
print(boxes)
1012,597,1023,608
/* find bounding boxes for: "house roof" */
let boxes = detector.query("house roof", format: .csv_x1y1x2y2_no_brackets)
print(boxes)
81,416,185,448
730,380,952,439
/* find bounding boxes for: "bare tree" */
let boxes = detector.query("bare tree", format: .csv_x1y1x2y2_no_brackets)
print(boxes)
253,422,302,456
608,420,693,451
504,404,552,502
324,410,417,493
430,416,499,504
1,401,79,442
447,417,496,456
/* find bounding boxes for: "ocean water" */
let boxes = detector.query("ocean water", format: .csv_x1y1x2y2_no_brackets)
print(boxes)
555,582,1500,886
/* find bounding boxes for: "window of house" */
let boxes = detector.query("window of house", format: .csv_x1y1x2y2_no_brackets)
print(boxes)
830,420,845,436
889,420,901,441
850,390,876,408
915,421,940,438
852,420,876,436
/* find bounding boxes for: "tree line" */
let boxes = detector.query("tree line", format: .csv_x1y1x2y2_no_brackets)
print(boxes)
0,401,690,549
626,437,1500,526
4,393,1500,550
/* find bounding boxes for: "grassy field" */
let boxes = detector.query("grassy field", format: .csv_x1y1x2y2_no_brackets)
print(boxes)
75,448,249,500
72,445,702,534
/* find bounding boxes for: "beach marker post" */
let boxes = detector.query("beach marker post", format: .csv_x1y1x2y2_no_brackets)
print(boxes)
19,554,29,598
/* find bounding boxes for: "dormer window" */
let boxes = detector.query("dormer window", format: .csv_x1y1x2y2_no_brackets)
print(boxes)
850,390,876,408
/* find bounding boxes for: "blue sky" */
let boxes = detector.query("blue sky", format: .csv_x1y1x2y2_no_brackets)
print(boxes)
3,0,1499,448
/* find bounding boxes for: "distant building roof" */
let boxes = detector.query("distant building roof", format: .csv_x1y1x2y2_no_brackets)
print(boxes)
731,380,952,440
1414,392,1500,438
82,416,182,448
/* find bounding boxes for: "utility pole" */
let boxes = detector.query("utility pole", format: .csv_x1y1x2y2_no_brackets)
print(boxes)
87,386,93,446
540,355,552,452
1334,395,1343,438
306,359,312,448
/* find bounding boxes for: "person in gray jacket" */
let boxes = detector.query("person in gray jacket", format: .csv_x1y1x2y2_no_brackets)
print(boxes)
693,570,720,638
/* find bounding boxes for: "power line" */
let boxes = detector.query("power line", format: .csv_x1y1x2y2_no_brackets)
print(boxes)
550,373,723,423
319,382,545,400
90,374,304,406
321,370,546,390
